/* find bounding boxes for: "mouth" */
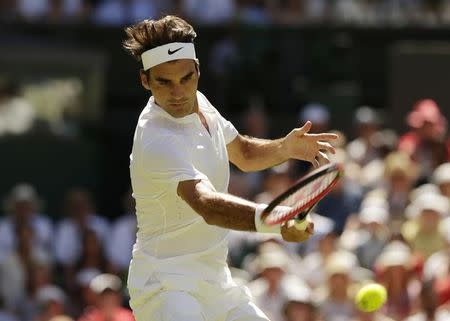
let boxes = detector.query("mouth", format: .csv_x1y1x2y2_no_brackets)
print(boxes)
170,101,188,108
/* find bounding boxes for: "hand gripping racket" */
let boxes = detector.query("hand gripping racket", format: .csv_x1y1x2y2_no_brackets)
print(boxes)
260,163,344,230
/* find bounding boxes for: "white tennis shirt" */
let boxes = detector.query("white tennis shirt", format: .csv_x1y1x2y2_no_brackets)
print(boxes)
128,91,242,310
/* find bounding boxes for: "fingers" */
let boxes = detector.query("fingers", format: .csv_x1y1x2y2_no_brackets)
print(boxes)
318,141,336,154
306,221,314,234
309,133,339,141
316,151,330,165
295,121,312,136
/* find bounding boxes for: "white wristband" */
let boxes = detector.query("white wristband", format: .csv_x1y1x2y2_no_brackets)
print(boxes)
254,204,282,234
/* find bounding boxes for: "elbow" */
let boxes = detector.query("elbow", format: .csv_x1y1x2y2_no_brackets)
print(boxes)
235,141,254,172
190,193,220,226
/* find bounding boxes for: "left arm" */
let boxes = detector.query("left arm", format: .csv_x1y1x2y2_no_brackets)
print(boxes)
227,121,338,172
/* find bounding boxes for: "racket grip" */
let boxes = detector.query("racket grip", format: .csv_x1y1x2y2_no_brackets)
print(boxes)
294,218,309,231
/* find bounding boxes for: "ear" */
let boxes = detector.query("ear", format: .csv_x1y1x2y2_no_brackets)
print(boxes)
195,59,200,78
140,69,151,91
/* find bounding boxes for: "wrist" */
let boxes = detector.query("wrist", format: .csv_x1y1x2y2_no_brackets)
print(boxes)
254,204,282,234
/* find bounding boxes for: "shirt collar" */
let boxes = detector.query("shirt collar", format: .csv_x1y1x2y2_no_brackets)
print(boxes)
145,91,214,123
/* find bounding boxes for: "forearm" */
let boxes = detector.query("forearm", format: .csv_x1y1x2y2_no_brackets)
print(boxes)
189,187,258,231
239,135,288,171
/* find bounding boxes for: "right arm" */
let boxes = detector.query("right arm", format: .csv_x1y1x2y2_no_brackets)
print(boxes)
177,179,257,231
177,179,314,242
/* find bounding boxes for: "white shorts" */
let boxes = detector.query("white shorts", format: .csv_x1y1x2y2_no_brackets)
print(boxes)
131,289,270,321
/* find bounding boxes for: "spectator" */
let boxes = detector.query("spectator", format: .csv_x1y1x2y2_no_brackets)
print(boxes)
70,268,101,317
355,203,391,270
299,228,337,288
298,103,330,134
248,241,293,321
0,223,51,314
282,276,318,321
0,183,53,263
21,263,55,321
318,250,358,321
181,0,236,25
375,240,414,320
53,189,109,267
92,0,159,25
106,191,136,274
77,273,134,321
366,151,419,221
433,162,450,198
347,106,383,166
402,192,449,259
34,285,69,321
398,99,450,180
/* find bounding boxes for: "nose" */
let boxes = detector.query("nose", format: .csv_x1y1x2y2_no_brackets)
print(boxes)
170,84,184,99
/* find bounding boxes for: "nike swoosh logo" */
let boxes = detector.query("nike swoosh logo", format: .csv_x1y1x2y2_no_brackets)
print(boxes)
168,47,183,55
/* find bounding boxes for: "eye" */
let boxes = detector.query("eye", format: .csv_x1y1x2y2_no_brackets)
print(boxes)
158,80,170,86
181,74,193,84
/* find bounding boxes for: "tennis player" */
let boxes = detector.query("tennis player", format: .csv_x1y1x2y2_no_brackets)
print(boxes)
124,15,337,321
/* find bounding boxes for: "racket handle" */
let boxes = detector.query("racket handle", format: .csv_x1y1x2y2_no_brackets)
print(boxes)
294,218,309,231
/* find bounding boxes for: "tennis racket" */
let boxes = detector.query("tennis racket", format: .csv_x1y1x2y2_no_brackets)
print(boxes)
261,162,344,230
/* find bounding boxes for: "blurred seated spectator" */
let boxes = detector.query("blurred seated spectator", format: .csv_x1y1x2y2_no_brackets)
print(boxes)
182,0,236,25
281,275,317,321
433,162,450,199
354,203,391,270
254,168,293,204
0,223,51,314
106,190,136,274
298,103,330,134
332,0,378,25
53,189,109,267
78,273,134,321
70,268,101,317
366,151,419,221
76,229,113,274
375,240,414,320
0,183,53,262
34,285,69,321
398,99,450,181
0,79,35,136
92,0,158,25
318,250,358,321
347,106,383,166
21,263,55,321
404,280,444,321
17,0,49,21
248,241,294,321
236,0,271,25
402,192,449,260
298,226,337,289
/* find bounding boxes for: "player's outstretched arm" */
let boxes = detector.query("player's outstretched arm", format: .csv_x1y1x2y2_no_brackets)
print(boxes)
177,179,314,242
227,121,337,171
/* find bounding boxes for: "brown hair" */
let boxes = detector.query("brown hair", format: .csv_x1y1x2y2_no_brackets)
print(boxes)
123,15,197,62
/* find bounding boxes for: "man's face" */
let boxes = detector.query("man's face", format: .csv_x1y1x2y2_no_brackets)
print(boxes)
141,59,199,118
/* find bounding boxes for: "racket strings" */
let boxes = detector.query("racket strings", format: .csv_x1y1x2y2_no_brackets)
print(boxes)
283,171,337,211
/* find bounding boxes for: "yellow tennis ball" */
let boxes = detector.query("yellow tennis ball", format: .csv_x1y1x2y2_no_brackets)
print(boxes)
355,283,387,312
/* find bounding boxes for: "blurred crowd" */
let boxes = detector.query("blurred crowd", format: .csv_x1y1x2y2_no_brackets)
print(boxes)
226,98,450,321
1,97,450,321
3,0,450,26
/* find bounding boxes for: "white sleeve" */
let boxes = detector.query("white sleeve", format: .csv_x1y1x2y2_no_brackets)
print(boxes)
141,135,208,184
197,91,238,144
217,112,239,144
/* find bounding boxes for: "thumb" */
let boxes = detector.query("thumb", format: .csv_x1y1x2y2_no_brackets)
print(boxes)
296,121,312,136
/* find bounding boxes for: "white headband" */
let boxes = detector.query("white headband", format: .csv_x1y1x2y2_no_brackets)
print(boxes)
141,42,196,70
